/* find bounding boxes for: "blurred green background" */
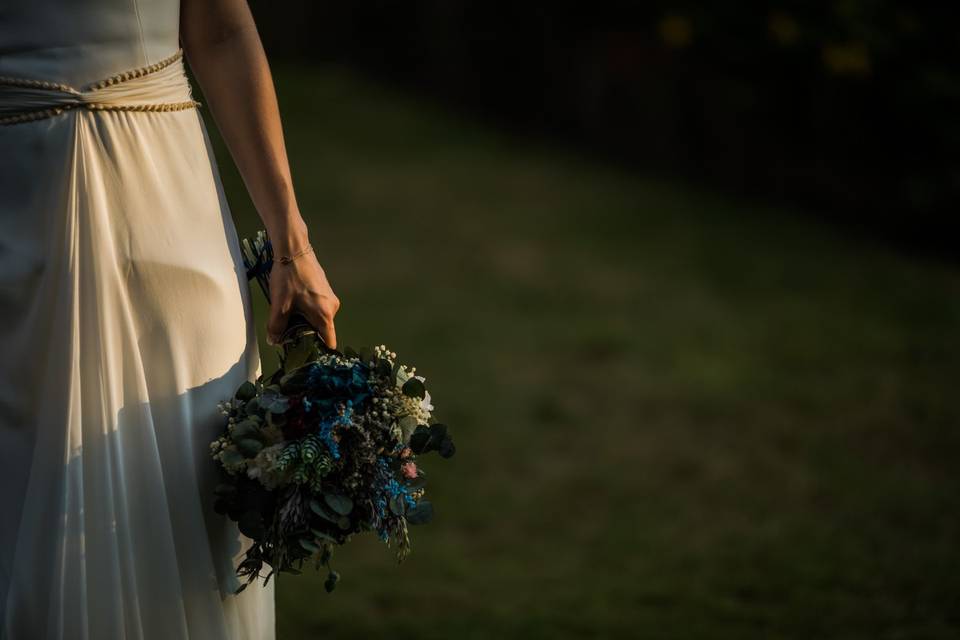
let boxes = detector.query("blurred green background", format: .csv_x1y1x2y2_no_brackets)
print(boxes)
203,64,960,639
201,3,960,637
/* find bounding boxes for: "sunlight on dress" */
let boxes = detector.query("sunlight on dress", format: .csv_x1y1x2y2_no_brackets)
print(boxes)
0,1,275,638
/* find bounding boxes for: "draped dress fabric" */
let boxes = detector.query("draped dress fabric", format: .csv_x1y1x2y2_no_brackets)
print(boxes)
0,0,275,638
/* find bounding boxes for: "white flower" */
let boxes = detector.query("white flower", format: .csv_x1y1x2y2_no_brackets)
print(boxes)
421,389,434,413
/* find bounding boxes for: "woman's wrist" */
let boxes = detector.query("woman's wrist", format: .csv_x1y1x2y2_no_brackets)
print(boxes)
266,215,310,255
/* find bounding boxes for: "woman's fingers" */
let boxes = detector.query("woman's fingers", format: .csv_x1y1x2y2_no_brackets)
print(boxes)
303,294,339,349
316,318,337,350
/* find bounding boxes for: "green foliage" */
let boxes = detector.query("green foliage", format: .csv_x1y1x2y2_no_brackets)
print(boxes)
259,385,290,413
299,538,320,554
300,435,321,462
219,448,244,468
397,415,419,441
275,443,300,470
310,528,338,545
231,417,261,441
405,500,433,525
409,423,455,458
324,494,354,516
283,335,320,371
236,438,264,458
324,570,340,593
358,345,376,364
388,494,407,516
309,499,337,523
234,380,256,402
238,511,266,539
401,377,426,399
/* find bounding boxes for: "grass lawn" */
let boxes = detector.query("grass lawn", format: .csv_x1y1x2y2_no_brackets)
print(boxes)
204,63,960,639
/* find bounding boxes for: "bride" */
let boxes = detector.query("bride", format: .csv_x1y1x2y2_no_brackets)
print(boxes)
0,0,338,637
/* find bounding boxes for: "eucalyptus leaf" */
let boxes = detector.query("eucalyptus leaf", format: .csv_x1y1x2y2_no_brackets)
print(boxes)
260,387,290,413
401,377,426,399
389,494,407,516
428,423,448,445
324,570,340,593
235,381,256,402
231,418,261,441
299,538,320,553
309,499,338,523
439,435,456,459
236,438,264,458
324,493,354,515
310,528,338,544
220,448,245,468
398,416,419,441
409,426,431,454
406,500,433,525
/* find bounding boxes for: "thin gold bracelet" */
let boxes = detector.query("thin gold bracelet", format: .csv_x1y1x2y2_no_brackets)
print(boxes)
276,244,315,265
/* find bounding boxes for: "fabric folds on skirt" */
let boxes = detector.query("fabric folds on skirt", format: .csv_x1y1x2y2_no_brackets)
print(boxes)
0,50,275,639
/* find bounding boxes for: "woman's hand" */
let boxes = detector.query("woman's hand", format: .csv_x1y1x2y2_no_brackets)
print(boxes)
266,248,341,349
181,0,341,346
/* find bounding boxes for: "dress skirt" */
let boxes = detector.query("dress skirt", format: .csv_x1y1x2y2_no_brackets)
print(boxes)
0,55,275,639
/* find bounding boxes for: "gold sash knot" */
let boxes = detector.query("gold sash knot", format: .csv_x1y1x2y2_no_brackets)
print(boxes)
0,49,199,126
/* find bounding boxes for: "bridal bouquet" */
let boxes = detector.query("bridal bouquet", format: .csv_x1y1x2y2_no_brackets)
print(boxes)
209,231,455,593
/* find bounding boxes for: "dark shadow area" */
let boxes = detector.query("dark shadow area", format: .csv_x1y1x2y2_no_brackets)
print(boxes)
250,1,959,259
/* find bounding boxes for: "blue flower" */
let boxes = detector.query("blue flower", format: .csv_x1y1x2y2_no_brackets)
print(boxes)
315,406,353,460
302,362,372,418
382,464,418,509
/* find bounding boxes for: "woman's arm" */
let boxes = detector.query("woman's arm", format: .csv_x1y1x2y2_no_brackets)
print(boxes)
180,0,340,348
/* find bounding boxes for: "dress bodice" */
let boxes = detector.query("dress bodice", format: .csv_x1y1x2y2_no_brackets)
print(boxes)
0,0,180,87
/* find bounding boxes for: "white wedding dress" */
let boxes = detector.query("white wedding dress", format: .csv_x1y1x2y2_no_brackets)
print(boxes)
0,0,275,638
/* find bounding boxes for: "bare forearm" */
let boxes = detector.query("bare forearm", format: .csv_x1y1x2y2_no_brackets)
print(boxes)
181,5,307,253
179,0,340,347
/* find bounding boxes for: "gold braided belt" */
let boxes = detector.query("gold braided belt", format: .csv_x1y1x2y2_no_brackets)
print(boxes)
0,49,200,126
